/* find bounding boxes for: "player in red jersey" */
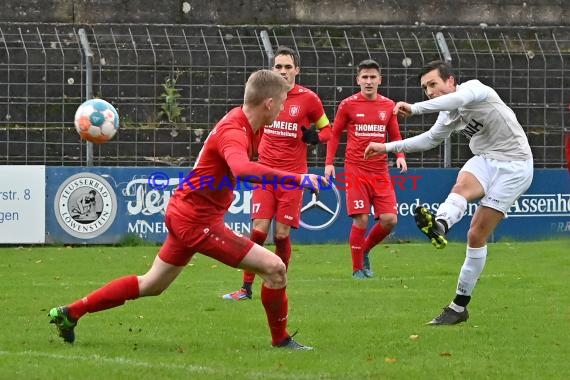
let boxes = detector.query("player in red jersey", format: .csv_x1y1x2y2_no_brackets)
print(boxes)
222,46,331,300
48,69,326,350
325,59,407,279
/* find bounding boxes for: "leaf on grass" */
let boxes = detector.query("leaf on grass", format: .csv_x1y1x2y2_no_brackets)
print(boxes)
440,352,452,357
211,265,218,269
384,357,397,363
409,334,420,341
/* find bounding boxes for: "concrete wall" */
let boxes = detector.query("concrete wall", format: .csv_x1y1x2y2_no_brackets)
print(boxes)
2,0,568,26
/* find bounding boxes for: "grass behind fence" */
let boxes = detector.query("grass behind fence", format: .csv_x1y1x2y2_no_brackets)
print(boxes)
0,241,569,379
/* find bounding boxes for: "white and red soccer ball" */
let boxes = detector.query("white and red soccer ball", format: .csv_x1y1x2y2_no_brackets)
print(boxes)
74,99,119,143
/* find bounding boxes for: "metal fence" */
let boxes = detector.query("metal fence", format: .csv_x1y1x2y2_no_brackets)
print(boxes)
1,23,568,168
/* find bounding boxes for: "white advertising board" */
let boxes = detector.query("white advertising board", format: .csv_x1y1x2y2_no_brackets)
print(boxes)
0,165,46,243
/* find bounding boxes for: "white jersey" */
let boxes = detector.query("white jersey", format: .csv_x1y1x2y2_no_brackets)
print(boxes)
386,80,533,161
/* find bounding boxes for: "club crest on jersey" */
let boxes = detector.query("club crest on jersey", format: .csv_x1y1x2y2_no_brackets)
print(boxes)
289,105,300,117
379,111,387,121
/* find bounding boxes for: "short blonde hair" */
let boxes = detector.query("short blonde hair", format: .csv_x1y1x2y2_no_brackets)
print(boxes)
244,69,288,106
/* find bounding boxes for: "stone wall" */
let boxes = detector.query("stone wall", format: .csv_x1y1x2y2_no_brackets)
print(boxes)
2,0,568,26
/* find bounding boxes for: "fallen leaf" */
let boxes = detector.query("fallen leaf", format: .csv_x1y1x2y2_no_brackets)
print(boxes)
440,352,452,357
409,334,420,340
384,357,397,363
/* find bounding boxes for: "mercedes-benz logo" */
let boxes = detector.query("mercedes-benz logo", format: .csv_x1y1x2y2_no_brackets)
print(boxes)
299,185,341,231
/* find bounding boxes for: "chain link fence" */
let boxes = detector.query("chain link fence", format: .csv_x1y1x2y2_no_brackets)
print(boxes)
1,24,568,168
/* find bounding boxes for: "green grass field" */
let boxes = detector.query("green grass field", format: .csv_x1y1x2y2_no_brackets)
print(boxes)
1,241,569,379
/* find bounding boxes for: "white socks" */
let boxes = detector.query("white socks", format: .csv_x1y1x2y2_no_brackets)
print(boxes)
456,245,487,296
436,193,467,231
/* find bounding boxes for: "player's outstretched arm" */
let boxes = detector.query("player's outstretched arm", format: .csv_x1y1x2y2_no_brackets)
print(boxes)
220,133,302,185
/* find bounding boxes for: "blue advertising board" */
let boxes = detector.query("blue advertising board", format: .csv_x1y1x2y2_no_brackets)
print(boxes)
45,167,252,244
45,167,570,244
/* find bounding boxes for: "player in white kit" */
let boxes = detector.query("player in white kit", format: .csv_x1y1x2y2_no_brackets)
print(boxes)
364,60,533,325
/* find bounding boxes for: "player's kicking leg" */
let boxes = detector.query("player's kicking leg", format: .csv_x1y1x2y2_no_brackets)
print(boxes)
414,206,448,249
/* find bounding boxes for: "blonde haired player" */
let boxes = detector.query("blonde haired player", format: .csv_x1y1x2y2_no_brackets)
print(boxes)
49,69,326,350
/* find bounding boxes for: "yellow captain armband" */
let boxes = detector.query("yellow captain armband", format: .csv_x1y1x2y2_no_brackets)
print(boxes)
315,114,330,129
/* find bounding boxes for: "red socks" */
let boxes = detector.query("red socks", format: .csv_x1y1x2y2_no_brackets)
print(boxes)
274,236,291,269
349,225,367,271
242,229,268,284
250,228,268,246
261,284,289,345
363,222,391,253
67,275,140,320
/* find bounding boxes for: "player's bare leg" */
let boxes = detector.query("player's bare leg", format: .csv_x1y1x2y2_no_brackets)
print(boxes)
222,218,271,300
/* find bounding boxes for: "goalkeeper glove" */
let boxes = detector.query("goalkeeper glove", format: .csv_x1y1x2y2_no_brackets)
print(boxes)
301,126,320,145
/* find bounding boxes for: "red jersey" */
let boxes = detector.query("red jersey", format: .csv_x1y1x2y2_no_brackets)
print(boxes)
326,92,404,173
169,107,301,222
258,84,329,173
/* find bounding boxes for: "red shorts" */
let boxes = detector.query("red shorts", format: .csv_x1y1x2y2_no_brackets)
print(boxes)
343,165,397,218
251,184,303,228
158,206,254,267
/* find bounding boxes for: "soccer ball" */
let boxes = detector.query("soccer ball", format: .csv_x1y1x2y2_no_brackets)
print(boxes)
74,99,119,143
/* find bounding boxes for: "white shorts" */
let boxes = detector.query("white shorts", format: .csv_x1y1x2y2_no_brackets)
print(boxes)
460,155,533,214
